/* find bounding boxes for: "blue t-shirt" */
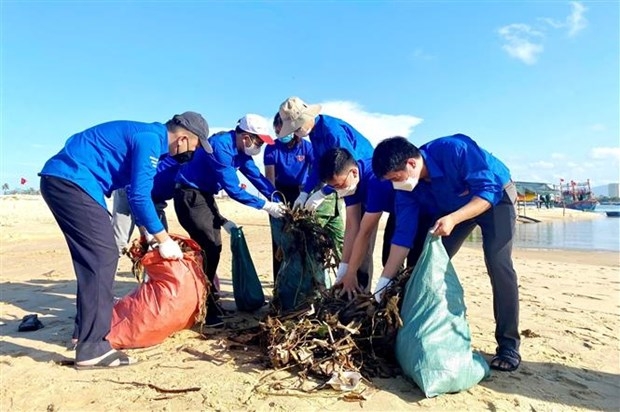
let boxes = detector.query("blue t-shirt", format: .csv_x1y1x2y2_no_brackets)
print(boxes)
343,158,395,213
391,134,512,248
151,154,180,203
40,120,168,234
176,130,277,209
304,114,374,193
263,139,313,188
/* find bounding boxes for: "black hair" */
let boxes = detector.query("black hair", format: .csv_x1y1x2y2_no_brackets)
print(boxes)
273,112,282,128
372,136,420,178
318,148,357,182
165,118,183,132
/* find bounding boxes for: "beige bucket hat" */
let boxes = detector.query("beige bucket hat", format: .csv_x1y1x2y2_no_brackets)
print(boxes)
277,97,322,138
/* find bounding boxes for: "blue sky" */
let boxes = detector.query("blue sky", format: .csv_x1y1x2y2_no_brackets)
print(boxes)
1,1,618,191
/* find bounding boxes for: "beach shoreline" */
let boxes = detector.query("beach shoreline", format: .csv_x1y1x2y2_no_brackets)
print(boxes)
1,195,619,411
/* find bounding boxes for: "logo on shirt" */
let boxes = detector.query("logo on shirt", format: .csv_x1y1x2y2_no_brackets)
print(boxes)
296,155,305,162
149,156,158,168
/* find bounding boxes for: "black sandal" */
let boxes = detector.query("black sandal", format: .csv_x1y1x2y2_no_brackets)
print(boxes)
75,350,136,370
490,347,521,372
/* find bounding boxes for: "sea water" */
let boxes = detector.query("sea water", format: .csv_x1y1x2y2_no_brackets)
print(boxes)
466,205,620,252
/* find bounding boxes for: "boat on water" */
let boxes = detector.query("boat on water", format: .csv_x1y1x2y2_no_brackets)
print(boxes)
558,179,599,211
606,211,620,217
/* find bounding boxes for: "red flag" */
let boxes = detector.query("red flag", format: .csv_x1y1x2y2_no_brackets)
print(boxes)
20,177,27,185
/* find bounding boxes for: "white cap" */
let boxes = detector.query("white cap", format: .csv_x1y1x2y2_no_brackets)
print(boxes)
238,114,274,144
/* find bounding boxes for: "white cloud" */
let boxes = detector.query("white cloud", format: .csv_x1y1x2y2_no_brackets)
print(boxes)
498,24,544,65
590,147,620,161
501,3,587,65
567,1,588,37
319,100,423,146
529,160,555,169
550,152,566,160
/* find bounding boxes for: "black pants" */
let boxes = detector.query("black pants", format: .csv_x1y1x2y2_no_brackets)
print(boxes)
270,184,301,281
40,176,118,361
173,187,224,288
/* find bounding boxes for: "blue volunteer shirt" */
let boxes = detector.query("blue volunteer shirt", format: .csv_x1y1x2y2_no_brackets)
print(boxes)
263,139,313,188
391,134,512,248
304,114,374,194
343,159,395,213
151,154,181,203
40,121,168,234
176,130,277,209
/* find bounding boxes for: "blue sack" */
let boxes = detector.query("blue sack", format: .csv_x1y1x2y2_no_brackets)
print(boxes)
395,234,490,397
230,226,265,312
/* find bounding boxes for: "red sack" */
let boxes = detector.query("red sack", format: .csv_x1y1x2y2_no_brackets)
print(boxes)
107,235,209,349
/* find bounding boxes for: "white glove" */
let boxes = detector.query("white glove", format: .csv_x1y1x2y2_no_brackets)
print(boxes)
293,192,309,209
222,220,237,234
373,276,393,303
334,262,349,284
158,237,183,260
262,201,286,218
304,190,327,211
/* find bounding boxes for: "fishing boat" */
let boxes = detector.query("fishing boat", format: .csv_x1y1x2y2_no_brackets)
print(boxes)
606,211,620,217
558,179,599,211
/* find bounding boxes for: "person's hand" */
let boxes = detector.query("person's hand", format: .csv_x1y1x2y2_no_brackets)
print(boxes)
304,191,327,211
222,220,237,234
293,192,309,209
338,272,363,301
158,237,183,260
373,276,393,303
262,201,286,218
431,214,456,237
334,262,348,284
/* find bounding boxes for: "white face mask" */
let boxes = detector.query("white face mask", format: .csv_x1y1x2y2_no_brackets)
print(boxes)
392,177,419,192
336,184,357,198
244,143,261,156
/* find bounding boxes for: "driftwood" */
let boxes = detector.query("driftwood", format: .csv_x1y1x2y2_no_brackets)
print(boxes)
260,266,412,380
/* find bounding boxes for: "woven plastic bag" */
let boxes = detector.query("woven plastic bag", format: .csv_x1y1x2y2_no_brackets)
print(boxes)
395,234,489,397
231,226,265,312
108,235,208,349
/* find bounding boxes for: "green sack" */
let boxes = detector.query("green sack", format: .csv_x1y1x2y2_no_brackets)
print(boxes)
230,226,265,312
395,234,489,398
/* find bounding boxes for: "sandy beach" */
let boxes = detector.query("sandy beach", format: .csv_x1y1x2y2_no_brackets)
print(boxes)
1,195,618,411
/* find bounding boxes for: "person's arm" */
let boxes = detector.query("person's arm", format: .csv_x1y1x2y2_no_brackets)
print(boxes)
263,146,276,186
380,244,410,280
433,196,491,236
341,203,362,264
265,165,275,186
240,157,278,201
339,211,382,297
209,151,267,209
126,132,165,237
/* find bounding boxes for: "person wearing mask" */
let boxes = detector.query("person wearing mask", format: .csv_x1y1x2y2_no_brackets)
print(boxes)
318,148,424,298
372,135,521,372
276,97,374,212
264,113,314,280
39,111,209,369
174,114,285,326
